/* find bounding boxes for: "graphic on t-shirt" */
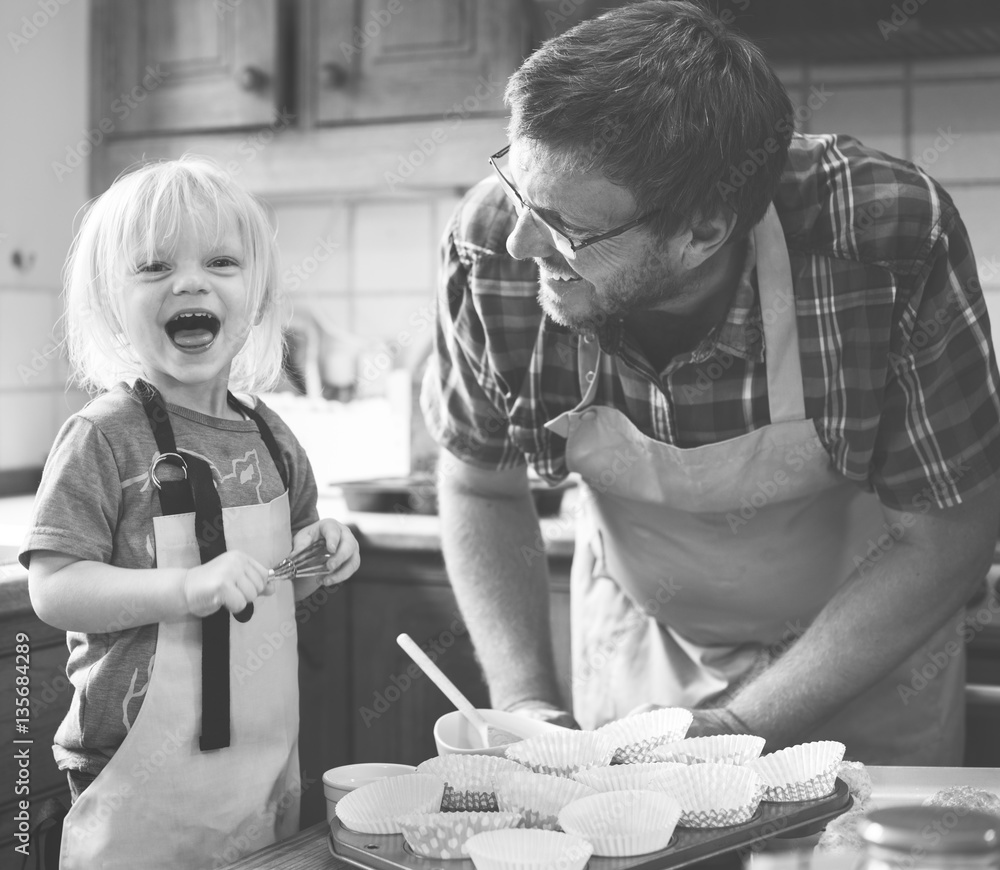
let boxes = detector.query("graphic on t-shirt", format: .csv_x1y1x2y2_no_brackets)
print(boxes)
127,449,267,504
219,450,265,503
121,655,154,731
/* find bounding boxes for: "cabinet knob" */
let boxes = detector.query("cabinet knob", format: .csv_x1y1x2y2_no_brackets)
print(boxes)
239,65,270,92
320,62,349,89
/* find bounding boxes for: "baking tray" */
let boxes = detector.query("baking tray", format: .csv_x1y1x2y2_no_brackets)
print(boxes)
328,778,852,870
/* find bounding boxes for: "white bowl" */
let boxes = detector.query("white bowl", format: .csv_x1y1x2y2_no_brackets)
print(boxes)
434,709,565,757
322,762,416,828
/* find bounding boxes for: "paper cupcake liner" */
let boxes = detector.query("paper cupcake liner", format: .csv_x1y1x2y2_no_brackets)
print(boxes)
396,811,522,859
334,773,444,834
596,708,694,764
651,762,764,828
748,741,845,802
558,789,682,857
417,754,525,811
465,828,594,870
505,731,615,777
573,762,688,793
653,734,766,766
494,771,597,830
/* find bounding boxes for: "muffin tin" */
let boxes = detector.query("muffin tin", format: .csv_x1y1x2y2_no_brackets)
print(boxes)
329,777,851,870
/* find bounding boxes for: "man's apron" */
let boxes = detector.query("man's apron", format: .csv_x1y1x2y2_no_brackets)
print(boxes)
545,206,965,765
60,386,301,869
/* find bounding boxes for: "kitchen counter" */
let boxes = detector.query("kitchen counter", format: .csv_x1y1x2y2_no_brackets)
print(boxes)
228,767,1000,870
0,492,577,594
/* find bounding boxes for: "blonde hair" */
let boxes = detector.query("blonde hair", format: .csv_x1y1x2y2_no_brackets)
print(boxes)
64,155,286,394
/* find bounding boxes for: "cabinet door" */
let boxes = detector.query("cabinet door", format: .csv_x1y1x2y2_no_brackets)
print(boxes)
311,0,526,124
350,581,490,765
93,0,288,135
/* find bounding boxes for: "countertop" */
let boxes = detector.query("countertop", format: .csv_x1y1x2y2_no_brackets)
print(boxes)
228,767,1000,870
0,492,578,613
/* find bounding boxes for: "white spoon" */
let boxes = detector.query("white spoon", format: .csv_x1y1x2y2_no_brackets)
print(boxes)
396,633,525,749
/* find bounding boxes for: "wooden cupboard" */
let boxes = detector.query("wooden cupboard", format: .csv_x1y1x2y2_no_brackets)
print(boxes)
90,0,527,139
91,0,292,135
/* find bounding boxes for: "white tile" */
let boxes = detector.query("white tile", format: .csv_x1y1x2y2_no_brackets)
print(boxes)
354,202,435,293
983,290,1000,346
790,84,839,135
0,289,60,389
354,293,437,367
0,392,60,469
911,82,1000,181
808,62,905,84
809,85,906,160
433,194,464,246
270,202,350,294
948,186,1000,289
912,56,1000,81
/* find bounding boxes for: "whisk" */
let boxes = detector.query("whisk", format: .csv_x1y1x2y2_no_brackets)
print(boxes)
268,539,333,582
233,540,334,622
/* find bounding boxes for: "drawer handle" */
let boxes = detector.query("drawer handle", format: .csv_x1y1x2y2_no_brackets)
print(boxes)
321,62,349,89
239,65,269,92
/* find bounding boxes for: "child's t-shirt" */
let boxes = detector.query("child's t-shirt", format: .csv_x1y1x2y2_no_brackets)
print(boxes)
19,383,320,777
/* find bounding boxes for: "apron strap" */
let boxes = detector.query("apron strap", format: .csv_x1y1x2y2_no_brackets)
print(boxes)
135,381,291,751
230,394,289,489
186,453,233,751
754,205,806,423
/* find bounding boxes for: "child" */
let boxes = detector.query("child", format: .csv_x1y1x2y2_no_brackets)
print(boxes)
20,156,360,870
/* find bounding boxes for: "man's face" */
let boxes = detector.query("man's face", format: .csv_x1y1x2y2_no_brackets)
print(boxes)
504,140,705,333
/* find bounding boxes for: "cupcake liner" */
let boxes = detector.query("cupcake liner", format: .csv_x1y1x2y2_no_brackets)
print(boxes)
573,762,688,793
558,789,682,857
396,811,522,859
417,754,525,811
748,741,846,802
597,708,694,764
504,730,616,777
465,828,594,870
493,771,597,830
334,773,444,834
651,762,764,828
653,734,766,766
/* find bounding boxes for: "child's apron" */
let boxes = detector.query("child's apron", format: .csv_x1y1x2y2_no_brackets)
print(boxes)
60,386,301,869
545,206,965,764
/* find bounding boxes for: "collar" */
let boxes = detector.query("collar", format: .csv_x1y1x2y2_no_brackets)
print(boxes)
595,231,765,366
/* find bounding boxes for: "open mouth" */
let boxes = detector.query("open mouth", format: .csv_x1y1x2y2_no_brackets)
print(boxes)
165,311,221,350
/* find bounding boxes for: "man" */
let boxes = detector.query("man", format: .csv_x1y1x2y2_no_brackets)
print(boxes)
421,0,1000,764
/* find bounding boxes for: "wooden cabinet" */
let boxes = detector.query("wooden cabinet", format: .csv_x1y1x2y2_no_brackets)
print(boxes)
92,0,291,136
307,0,525,125
90,0,527,140
0,584,73,852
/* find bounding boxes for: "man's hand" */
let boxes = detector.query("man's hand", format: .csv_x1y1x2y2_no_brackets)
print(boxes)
626,703,751,738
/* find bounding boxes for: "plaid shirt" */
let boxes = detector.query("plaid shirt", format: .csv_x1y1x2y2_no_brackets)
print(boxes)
421,134,1000,511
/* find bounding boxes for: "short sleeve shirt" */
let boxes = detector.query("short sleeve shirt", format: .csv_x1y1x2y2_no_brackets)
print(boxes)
20,384,319,775
421,133,1000,512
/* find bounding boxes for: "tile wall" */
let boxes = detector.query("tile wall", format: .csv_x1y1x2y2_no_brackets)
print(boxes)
0,0,91,491
777,55,1000,327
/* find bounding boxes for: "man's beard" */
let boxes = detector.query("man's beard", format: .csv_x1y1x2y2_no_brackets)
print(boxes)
536,251,683,334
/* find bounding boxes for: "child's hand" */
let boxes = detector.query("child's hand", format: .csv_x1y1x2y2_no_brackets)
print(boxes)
288,518,361,597
183,551,272,617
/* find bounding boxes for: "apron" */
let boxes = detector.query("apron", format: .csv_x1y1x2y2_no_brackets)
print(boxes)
60,386,301,869
545,206,965,765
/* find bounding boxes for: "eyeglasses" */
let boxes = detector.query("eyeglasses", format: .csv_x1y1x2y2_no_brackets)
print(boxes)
489,145,661,254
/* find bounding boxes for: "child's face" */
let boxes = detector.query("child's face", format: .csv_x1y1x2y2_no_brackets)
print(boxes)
122,217,253,406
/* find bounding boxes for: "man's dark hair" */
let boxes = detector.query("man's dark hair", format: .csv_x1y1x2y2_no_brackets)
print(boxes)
505,0,795,242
